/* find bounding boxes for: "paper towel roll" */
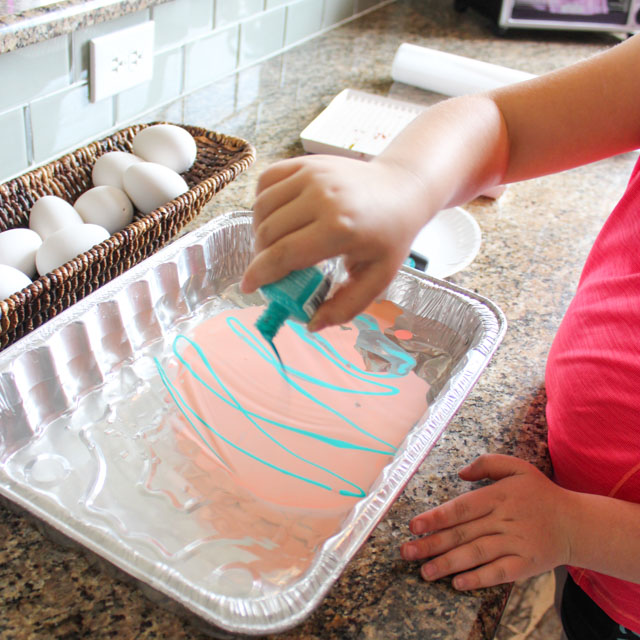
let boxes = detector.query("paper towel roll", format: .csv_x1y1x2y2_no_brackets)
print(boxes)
391,43,535,97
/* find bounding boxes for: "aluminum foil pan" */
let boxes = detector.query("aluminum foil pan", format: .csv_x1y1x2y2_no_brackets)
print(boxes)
0,211,506,637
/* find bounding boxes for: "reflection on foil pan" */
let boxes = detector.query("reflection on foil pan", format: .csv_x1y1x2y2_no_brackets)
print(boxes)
0,212,506,637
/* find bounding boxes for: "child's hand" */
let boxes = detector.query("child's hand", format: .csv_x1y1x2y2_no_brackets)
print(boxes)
241,155,428,330
400,454,573,590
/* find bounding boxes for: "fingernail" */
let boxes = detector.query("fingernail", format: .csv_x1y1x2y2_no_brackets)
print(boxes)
308,318,326,333
453,576,467,590
401,544,416,561
421,563,437,580
412,521,427,535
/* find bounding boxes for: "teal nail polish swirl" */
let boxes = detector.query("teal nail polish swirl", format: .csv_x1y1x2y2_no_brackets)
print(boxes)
155,309,419,500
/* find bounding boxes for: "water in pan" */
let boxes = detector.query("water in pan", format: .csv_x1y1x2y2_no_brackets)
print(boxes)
2,285,456,599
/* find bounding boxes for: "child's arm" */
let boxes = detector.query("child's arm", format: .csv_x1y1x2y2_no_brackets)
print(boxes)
241,95,506,331
242,34,640,330
400,454,640,589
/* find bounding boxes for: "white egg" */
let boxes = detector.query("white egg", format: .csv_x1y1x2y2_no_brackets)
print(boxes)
74,185,134,234
0,264,32,300
132,124,197,174
36,223,110,276
0,228,43,278
122,162,189,215
92,151,143,190
29,195,84,240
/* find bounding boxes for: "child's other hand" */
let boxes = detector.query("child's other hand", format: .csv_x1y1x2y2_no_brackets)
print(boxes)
241,155,427,330
400,454,573,590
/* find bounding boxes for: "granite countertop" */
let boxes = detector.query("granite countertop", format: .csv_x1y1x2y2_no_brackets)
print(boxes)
0,0,171,54
1,1,637,639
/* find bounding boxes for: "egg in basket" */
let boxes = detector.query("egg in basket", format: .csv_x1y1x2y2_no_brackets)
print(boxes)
0,123,255,350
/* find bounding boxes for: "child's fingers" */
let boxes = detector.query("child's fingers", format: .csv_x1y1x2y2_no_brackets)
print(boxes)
255,157,305,195
409,489,494,536
458,453,531,482
417,533,503,582
241,223,341,293
401,514,497,562
253,196,315,253
417,535,525,586
253,170,312,229
255,155,338,201
449,555,528,591
308,260,396,331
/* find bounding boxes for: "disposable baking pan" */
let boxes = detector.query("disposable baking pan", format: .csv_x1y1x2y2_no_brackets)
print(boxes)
0,212,506,637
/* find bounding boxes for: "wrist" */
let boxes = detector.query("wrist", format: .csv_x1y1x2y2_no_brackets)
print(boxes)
370,155,440,233
557,487,587,568
560,489,640,582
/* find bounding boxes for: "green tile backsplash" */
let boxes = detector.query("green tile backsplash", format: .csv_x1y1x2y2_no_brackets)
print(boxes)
30,84,114,163
323,0,356,27
184,23,239,92
239,7,286,65
215,0,264,27
285,0,324,46
152,0,214,50
0,35,70,115
0,0,393,184
0,108,29,177
117,48,184,123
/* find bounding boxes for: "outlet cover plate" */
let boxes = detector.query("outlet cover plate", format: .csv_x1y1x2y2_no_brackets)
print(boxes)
90,22,155,102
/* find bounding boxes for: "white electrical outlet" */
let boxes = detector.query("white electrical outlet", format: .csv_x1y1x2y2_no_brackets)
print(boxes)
90,22,155,102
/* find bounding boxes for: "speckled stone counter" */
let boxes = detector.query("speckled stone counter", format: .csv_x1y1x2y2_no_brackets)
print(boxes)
0,0,171,54
0,1,637,639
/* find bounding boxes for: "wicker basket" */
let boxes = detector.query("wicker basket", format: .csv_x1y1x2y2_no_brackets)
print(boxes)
0,123,255,351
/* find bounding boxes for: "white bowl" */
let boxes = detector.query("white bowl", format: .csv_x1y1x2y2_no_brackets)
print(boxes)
410,206,481,279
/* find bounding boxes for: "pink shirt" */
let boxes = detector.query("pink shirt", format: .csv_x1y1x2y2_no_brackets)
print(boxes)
546,155,640,632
